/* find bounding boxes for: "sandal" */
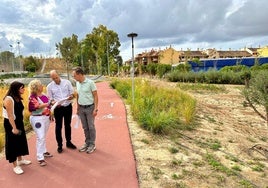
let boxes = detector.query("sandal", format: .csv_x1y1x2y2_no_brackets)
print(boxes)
43,152,53,157
38,160,47,166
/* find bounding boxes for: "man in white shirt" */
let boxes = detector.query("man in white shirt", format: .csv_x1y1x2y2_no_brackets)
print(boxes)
47,70,76,153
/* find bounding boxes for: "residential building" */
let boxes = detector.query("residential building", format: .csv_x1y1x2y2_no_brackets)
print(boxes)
257,46,268,57
242,47,260,56
135,46,180,66
179,49,208,62
127,45,268,67
158,46,180,65
209,49,251,59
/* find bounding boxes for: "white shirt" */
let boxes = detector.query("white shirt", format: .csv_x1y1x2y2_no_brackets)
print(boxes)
47,78,74,107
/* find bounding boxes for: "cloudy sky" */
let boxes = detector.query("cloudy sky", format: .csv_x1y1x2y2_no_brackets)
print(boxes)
0,0,268,61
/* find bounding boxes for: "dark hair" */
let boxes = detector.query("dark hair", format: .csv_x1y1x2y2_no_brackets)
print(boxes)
4,81,24,101
73,67,84,75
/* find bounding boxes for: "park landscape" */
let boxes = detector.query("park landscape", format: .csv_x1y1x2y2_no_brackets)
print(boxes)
1,4,268,186
126,80,268,188
0,75,268,188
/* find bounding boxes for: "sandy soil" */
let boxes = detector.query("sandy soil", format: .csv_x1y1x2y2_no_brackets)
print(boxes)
127,82,268,188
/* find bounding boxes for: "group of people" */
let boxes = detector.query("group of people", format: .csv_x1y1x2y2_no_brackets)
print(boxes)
2,67,98,174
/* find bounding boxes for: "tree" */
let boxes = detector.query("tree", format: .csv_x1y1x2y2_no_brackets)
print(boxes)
242,70,268,125
56,34,79,77
24,56,41,72
83,25,121,75
109,56,123,76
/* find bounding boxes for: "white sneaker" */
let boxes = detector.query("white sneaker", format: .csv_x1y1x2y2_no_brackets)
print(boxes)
86,145,96,154
13,166,24,175
17,159,32,166
79,144,88,152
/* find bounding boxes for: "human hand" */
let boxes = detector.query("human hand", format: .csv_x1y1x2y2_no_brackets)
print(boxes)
31,98,39,108
67,94,74,100
49,115,54,121
12,128,21,135
93,109,98,117
42,107,50,116
49,100,55,105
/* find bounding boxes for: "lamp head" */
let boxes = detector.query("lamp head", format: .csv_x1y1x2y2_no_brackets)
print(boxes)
127,33,138,38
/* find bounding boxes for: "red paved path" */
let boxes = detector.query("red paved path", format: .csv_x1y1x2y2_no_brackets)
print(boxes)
0,81,139,188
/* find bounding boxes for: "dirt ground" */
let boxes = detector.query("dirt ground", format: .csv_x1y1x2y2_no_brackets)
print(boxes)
127,81,268,188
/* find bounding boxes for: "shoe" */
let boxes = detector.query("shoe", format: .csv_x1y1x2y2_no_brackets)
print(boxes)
86,145,96,154
43,152,53,157
17,159,31,166
13,166,24,174
66,142,77,149
57,147,63,153
38,160,47,166
79,144,88,152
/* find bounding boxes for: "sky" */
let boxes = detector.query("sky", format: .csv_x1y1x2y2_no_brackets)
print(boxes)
0,0,268,62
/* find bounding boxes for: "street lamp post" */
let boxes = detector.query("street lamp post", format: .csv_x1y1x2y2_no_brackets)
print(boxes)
80,43,84,70
107,36,110,76
17,41,22,77
67,47,70,80
9,45,14,72
117,56,120,77
127,32,138,104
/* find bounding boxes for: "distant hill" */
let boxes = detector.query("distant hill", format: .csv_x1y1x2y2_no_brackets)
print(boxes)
39,58,67,74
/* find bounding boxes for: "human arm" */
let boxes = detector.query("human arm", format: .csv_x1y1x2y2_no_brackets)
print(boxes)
28,96,49,112
75,91,80,115
92,90,98,116
3,97,20,135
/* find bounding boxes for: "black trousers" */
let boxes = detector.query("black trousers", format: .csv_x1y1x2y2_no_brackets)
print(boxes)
54,104,72,147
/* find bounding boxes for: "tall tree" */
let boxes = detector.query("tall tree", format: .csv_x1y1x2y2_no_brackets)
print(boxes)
56,34,79,77
83,25,121,75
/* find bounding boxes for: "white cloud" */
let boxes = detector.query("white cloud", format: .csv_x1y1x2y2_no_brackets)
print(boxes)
0,0,268,61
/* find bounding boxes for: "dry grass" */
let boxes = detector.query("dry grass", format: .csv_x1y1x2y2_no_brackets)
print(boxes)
128,81,268,188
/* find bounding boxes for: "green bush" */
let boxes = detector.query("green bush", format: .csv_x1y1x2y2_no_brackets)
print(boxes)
110,79,131,99
220,65,249,72
156,64,172,78
110,78,196,134
146,63,157,77
241,70,268,124
250,63,268,71
167,69,245,85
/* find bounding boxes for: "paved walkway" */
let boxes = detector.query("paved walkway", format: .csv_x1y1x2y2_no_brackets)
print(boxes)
0,81,139,188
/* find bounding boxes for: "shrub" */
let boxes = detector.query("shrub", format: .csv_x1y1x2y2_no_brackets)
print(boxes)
110,78,196,134
242,70,268,124
167,69,245,85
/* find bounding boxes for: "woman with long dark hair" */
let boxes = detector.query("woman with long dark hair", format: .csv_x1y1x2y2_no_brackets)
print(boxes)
2,81,31,174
